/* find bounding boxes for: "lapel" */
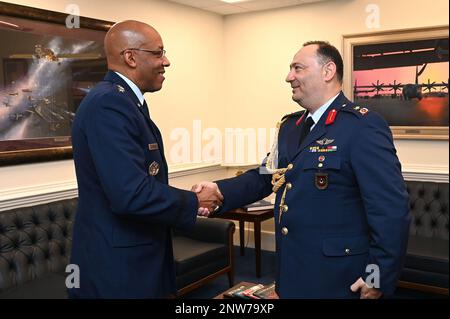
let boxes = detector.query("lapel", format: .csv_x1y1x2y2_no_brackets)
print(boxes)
284,111,307,160
104,71,168,178
291,92,349,161
104,71,155,128
104,70,143,111
104,70,157,131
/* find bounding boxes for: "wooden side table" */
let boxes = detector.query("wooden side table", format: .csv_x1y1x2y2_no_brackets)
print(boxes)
213,208,274,277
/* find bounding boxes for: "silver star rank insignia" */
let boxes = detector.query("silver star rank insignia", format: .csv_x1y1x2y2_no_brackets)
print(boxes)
116,85,125,93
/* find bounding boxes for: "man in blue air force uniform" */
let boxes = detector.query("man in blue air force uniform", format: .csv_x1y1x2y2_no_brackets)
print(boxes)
69,20,222,298
195,41,410,298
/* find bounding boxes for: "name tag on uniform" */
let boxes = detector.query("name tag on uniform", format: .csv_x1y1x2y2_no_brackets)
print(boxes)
148,143,159,151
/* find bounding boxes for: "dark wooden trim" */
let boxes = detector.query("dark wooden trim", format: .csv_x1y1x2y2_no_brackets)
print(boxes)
176,224,236,297
176,267,233,297
398,280,449,296
228,223,235,287
0,146,73,166
0,2,113,166
0,1,113,31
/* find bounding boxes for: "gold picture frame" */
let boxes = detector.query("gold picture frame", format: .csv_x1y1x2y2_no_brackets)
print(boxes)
342,26,449,140
0,1,113,166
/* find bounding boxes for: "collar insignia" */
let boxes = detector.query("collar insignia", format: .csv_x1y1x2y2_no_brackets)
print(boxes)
116,85,125,93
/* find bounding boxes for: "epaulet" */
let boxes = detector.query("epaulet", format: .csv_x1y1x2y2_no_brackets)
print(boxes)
340,102,370,118
281,110,305,122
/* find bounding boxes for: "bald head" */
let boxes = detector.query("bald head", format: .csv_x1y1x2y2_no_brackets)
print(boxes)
103,20,170,93
104,20,160,70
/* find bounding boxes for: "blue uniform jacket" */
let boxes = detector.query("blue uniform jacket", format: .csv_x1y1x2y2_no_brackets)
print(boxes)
216,92,410,298
69,71,198,298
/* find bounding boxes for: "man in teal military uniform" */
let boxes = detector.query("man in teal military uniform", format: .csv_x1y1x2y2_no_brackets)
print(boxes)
194,41,410,298
69,21,222,298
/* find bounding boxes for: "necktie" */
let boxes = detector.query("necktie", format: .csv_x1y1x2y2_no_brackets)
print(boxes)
141,100,151,121
298,116,315,147
141,100,168,182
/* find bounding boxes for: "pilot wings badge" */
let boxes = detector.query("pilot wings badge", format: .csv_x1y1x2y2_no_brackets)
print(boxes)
316,138,335,146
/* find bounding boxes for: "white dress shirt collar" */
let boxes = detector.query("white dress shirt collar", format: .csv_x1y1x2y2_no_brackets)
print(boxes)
114,71,145,105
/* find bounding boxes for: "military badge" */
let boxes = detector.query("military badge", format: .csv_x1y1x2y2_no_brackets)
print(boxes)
315,173,328,190
309,146,337,153
116,85,125,93
325,109,337,125
318,155,326,162
148,161,160,176
316,138,335,146
359,107,369,115
353,106,361,111
148,143,159,151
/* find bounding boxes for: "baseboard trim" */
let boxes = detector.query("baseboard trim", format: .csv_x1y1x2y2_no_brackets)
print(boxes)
1,164,447,212
0,181,79,212
402,164,448,182
0,163,224,212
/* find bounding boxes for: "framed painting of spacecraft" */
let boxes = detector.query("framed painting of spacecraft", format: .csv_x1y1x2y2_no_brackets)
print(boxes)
343,26,449,140
0,1,112,166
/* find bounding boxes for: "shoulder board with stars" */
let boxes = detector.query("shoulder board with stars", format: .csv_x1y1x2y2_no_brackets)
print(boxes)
340,103,370,118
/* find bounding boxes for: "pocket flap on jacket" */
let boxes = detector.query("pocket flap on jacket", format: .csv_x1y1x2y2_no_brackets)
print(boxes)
303,155,341,170
112,223,155,248
322,235,369,257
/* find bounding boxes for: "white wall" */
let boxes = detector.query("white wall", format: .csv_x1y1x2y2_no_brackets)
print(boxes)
223,0,449,175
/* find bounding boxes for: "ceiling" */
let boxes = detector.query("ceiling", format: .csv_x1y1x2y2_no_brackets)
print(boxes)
166,0,330,15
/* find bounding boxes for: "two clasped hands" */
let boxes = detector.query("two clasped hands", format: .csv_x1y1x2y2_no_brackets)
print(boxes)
191,182,222,217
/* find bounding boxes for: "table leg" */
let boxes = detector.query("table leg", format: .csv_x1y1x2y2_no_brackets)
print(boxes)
254,221,261,277
239,220,245,256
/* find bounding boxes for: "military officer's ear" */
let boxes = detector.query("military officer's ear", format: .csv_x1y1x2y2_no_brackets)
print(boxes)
122,50,138,68
322,61,337,82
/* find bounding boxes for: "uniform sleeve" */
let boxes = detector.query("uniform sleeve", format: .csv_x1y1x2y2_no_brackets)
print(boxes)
350,113,410,296
215,165,273,213
84,93,198,229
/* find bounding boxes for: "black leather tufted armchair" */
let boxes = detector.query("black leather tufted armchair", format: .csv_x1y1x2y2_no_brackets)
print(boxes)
173,218,235,296
0,199,76,298
0,198,235,298
398,181,449,295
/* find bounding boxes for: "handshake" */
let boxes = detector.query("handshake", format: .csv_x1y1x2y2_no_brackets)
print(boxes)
191,182,223,217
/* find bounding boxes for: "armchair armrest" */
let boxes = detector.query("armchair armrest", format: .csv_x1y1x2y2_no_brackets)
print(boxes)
175,217,235,244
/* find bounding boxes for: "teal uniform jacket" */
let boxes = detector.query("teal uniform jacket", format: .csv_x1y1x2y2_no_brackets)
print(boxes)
69,71,198,298
216,92,410,298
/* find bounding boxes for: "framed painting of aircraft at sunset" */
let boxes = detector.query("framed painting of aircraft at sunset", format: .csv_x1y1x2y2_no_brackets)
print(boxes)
343,26,449,140
0,1,113,166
